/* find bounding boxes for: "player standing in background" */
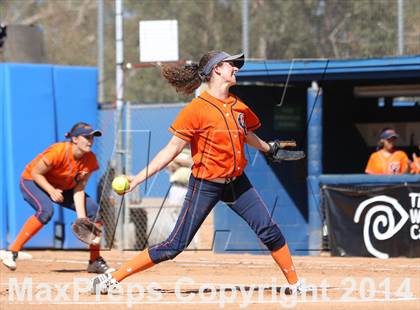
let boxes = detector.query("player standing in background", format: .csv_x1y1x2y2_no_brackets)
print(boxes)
365,128,409,174
91,51,304,294
1,122,113,273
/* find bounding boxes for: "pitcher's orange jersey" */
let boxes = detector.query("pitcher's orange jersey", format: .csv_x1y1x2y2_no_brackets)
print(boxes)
365,150,409,175
169,91,261,180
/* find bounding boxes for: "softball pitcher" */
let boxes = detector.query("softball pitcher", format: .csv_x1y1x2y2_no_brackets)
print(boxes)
91,51,304,294
1,122,113,273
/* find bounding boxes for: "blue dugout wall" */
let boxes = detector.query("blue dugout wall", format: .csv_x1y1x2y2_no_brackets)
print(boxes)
0,64,98,249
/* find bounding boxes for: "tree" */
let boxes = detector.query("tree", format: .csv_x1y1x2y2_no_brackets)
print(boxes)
1,0,419,103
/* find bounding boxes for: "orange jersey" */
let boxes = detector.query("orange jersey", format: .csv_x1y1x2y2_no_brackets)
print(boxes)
411,154,420,174
169,91,261,180
365,150,409,175
22,142,99,190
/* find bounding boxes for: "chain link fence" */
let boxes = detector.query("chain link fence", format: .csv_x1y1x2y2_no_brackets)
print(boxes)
96,105,120,250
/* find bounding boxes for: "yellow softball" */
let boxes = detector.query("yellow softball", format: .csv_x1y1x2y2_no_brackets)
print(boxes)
112,175,129,195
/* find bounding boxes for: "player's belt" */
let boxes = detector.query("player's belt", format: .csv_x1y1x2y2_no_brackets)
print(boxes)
209,176,237,184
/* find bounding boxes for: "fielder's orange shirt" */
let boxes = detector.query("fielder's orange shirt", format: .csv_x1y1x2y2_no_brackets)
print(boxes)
365,150,409,175
169,91,261,180
22,142,99,190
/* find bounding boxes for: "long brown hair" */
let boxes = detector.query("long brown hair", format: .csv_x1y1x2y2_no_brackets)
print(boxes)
161,51,220,95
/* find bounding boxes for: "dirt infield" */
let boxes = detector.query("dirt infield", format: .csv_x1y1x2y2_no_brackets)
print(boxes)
1,250,419,310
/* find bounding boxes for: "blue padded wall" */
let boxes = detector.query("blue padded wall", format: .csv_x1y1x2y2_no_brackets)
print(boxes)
53,66,98,248
53,66,98,142
2,64,58,248
1,64,98,250
0,65,7,249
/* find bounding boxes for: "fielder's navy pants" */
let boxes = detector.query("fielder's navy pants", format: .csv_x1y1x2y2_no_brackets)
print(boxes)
149,173,286,263
20,178,101,225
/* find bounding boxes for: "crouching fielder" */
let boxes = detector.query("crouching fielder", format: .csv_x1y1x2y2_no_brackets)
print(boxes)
1,122,113,274
92,51,304,293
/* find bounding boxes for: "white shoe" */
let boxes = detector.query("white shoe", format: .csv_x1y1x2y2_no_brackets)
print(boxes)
285,280,305,295
0,250,32,261
1,251,18,271
90,273,120,294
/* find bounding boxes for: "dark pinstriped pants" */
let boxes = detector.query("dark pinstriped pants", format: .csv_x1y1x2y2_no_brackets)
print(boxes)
148,173,286,263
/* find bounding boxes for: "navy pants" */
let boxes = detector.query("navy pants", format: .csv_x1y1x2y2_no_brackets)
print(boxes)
20,178,101,224
149,174,285,263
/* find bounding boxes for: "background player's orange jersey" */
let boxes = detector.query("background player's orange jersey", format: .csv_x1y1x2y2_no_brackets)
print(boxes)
365,149,409,175
22,142,99,190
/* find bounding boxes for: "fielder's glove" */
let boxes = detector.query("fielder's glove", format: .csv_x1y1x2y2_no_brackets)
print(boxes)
266,140,305,162
71,218,102,245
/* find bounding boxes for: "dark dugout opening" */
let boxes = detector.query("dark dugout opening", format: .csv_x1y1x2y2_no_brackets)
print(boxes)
323,79,420,174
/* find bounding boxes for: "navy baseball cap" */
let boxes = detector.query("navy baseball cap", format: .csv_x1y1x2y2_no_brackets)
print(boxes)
199,51,245,80
65,124,102,138
380,129,399,140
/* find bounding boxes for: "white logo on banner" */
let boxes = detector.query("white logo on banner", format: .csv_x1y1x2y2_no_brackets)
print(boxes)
354,195,409,259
